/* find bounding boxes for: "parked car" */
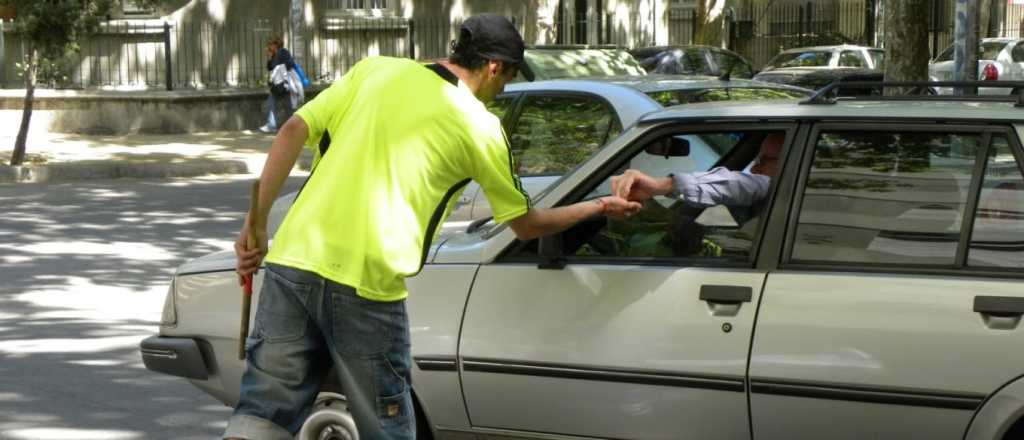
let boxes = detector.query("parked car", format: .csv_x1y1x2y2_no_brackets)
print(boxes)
629,45,755,78
930,37,1024,95
786,67,884,94
521,46,648,80
143,87,1024,439
754,44,884,86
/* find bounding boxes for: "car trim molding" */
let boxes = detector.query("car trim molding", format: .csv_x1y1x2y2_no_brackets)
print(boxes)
461,357,745,392
414,356,458,372
750,378,986,410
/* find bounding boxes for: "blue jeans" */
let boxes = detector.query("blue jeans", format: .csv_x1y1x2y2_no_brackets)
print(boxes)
264,93,277,129
224,263,415,440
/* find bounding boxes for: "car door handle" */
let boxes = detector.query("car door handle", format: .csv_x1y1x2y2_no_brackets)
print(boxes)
700,285,753,303
973,296,1024,331
699,285,752,318
974,296,1024,316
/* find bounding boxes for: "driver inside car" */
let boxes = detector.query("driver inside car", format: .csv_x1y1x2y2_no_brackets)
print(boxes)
603,132,785,257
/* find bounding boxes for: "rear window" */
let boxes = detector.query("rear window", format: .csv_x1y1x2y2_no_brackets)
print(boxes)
645,87,810,106
767,51,832,68
935,41,1007,62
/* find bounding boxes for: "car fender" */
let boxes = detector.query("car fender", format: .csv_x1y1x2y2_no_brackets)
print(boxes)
964,374,1024,440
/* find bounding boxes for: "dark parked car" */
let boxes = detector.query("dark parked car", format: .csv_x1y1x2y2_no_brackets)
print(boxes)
630,45,755,78
788,68,884,96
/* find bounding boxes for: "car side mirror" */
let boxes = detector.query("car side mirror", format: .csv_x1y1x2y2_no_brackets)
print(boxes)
645,137,690,158
537,233,566,270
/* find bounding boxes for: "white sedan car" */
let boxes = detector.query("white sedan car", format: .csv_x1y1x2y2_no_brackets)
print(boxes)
930,38,1024,94
143,88,1024,439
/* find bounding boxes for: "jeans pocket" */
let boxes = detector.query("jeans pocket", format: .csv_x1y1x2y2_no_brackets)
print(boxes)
375,354,411,429
255,266,312,343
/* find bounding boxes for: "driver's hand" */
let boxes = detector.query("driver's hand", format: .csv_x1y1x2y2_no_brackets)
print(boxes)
611,169,672,202
234,215,268,285
599,195,642,220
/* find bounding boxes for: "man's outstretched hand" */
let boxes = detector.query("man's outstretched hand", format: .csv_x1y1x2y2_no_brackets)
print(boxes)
610,169,673,202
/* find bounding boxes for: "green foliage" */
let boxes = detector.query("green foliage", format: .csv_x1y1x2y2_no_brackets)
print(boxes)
0,0,117,84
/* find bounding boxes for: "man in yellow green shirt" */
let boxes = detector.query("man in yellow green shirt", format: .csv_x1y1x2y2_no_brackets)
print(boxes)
226,14,640,440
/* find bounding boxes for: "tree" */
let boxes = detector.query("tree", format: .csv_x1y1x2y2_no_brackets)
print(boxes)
692,0,727,46
882,0,930,95
1,0,166,166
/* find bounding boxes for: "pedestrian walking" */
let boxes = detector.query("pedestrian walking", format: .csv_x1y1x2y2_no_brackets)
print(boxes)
260,36,302,134
226,13,640,440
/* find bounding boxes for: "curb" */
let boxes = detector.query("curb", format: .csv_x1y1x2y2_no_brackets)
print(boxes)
0,159,250,183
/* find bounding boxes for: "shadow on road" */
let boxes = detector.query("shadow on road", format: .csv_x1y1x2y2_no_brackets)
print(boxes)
0,176,304,439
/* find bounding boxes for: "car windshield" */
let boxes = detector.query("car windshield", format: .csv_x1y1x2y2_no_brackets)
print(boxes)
709,49,753,78
649,48,711,75
645,87,810,106
767,51,833,68
935,41,1007,61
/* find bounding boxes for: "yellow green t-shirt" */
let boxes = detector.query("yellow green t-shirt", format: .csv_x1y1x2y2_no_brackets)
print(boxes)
265,56,530,301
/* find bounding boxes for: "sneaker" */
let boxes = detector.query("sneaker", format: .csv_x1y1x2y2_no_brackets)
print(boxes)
258,124,277,134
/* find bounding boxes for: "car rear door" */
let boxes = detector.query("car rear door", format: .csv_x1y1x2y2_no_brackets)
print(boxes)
750,122,1024,439
459,124,798,439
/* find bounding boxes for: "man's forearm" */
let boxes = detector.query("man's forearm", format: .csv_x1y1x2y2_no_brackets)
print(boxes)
256,116,308,226
509,199,604,241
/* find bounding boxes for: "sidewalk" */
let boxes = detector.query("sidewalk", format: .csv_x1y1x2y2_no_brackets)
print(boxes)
0,130,312,183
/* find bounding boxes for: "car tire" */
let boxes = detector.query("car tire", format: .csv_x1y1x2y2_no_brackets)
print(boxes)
297,392,359,440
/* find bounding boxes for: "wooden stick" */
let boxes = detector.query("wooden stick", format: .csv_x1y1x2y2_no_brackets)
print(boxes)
238,180,260,360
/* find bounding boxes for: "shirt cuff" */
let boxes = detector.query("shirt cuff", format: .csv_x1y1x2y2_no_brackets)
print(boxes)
667,172,693,199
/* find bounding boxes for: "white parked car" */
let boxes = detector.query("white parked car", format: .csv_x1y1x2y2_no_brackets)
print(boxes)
753,44,884,87
143,88,1024,439
930,38,1024,95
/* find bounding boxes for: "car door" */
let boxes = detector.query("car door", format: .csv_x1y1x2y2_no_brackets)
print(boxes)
750,123,1024,439
459,124,797,439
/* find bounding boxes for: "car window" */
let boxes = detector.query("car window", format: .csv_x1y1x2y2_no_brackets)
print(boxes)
487,95,516,121
1012,44,1024,63
792,130,982,266
980,41,1006,60
559,130,785,261
645,48,708,75
767,51,832,68
508,94,620,176
709,49,753,78
869,50,885,69
969,135,1024,268
936,42,1006,62
645,87,809,106
838,50,866,67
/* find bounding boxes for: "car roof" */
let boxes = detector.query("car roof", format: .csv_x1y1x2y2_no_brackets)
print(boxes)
640,99,1024,125
507,74,807,94
501,75,811,129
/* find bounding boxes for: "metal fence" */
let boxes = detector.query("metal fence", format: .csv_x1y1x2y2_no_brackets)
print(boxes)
733,0,873,69
8,2,1020,90
0,16,493,90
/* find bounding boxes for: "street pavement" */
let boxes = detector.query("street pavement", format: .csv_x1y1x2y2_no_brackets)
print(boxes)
0,134,308,439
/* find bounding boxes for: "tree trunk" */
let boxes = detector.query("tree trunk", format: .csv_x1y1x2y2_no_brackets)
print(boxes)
883,0,929,95
10,49,37,166
693,0,726,46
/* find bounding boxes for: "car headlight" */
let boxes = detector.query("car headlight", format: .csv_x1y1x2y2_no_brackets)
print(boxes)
160,279,177,327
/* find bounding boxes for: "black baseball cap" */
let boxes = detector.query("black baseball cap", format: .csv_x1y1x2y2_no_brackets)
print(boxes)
454,13,535,81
